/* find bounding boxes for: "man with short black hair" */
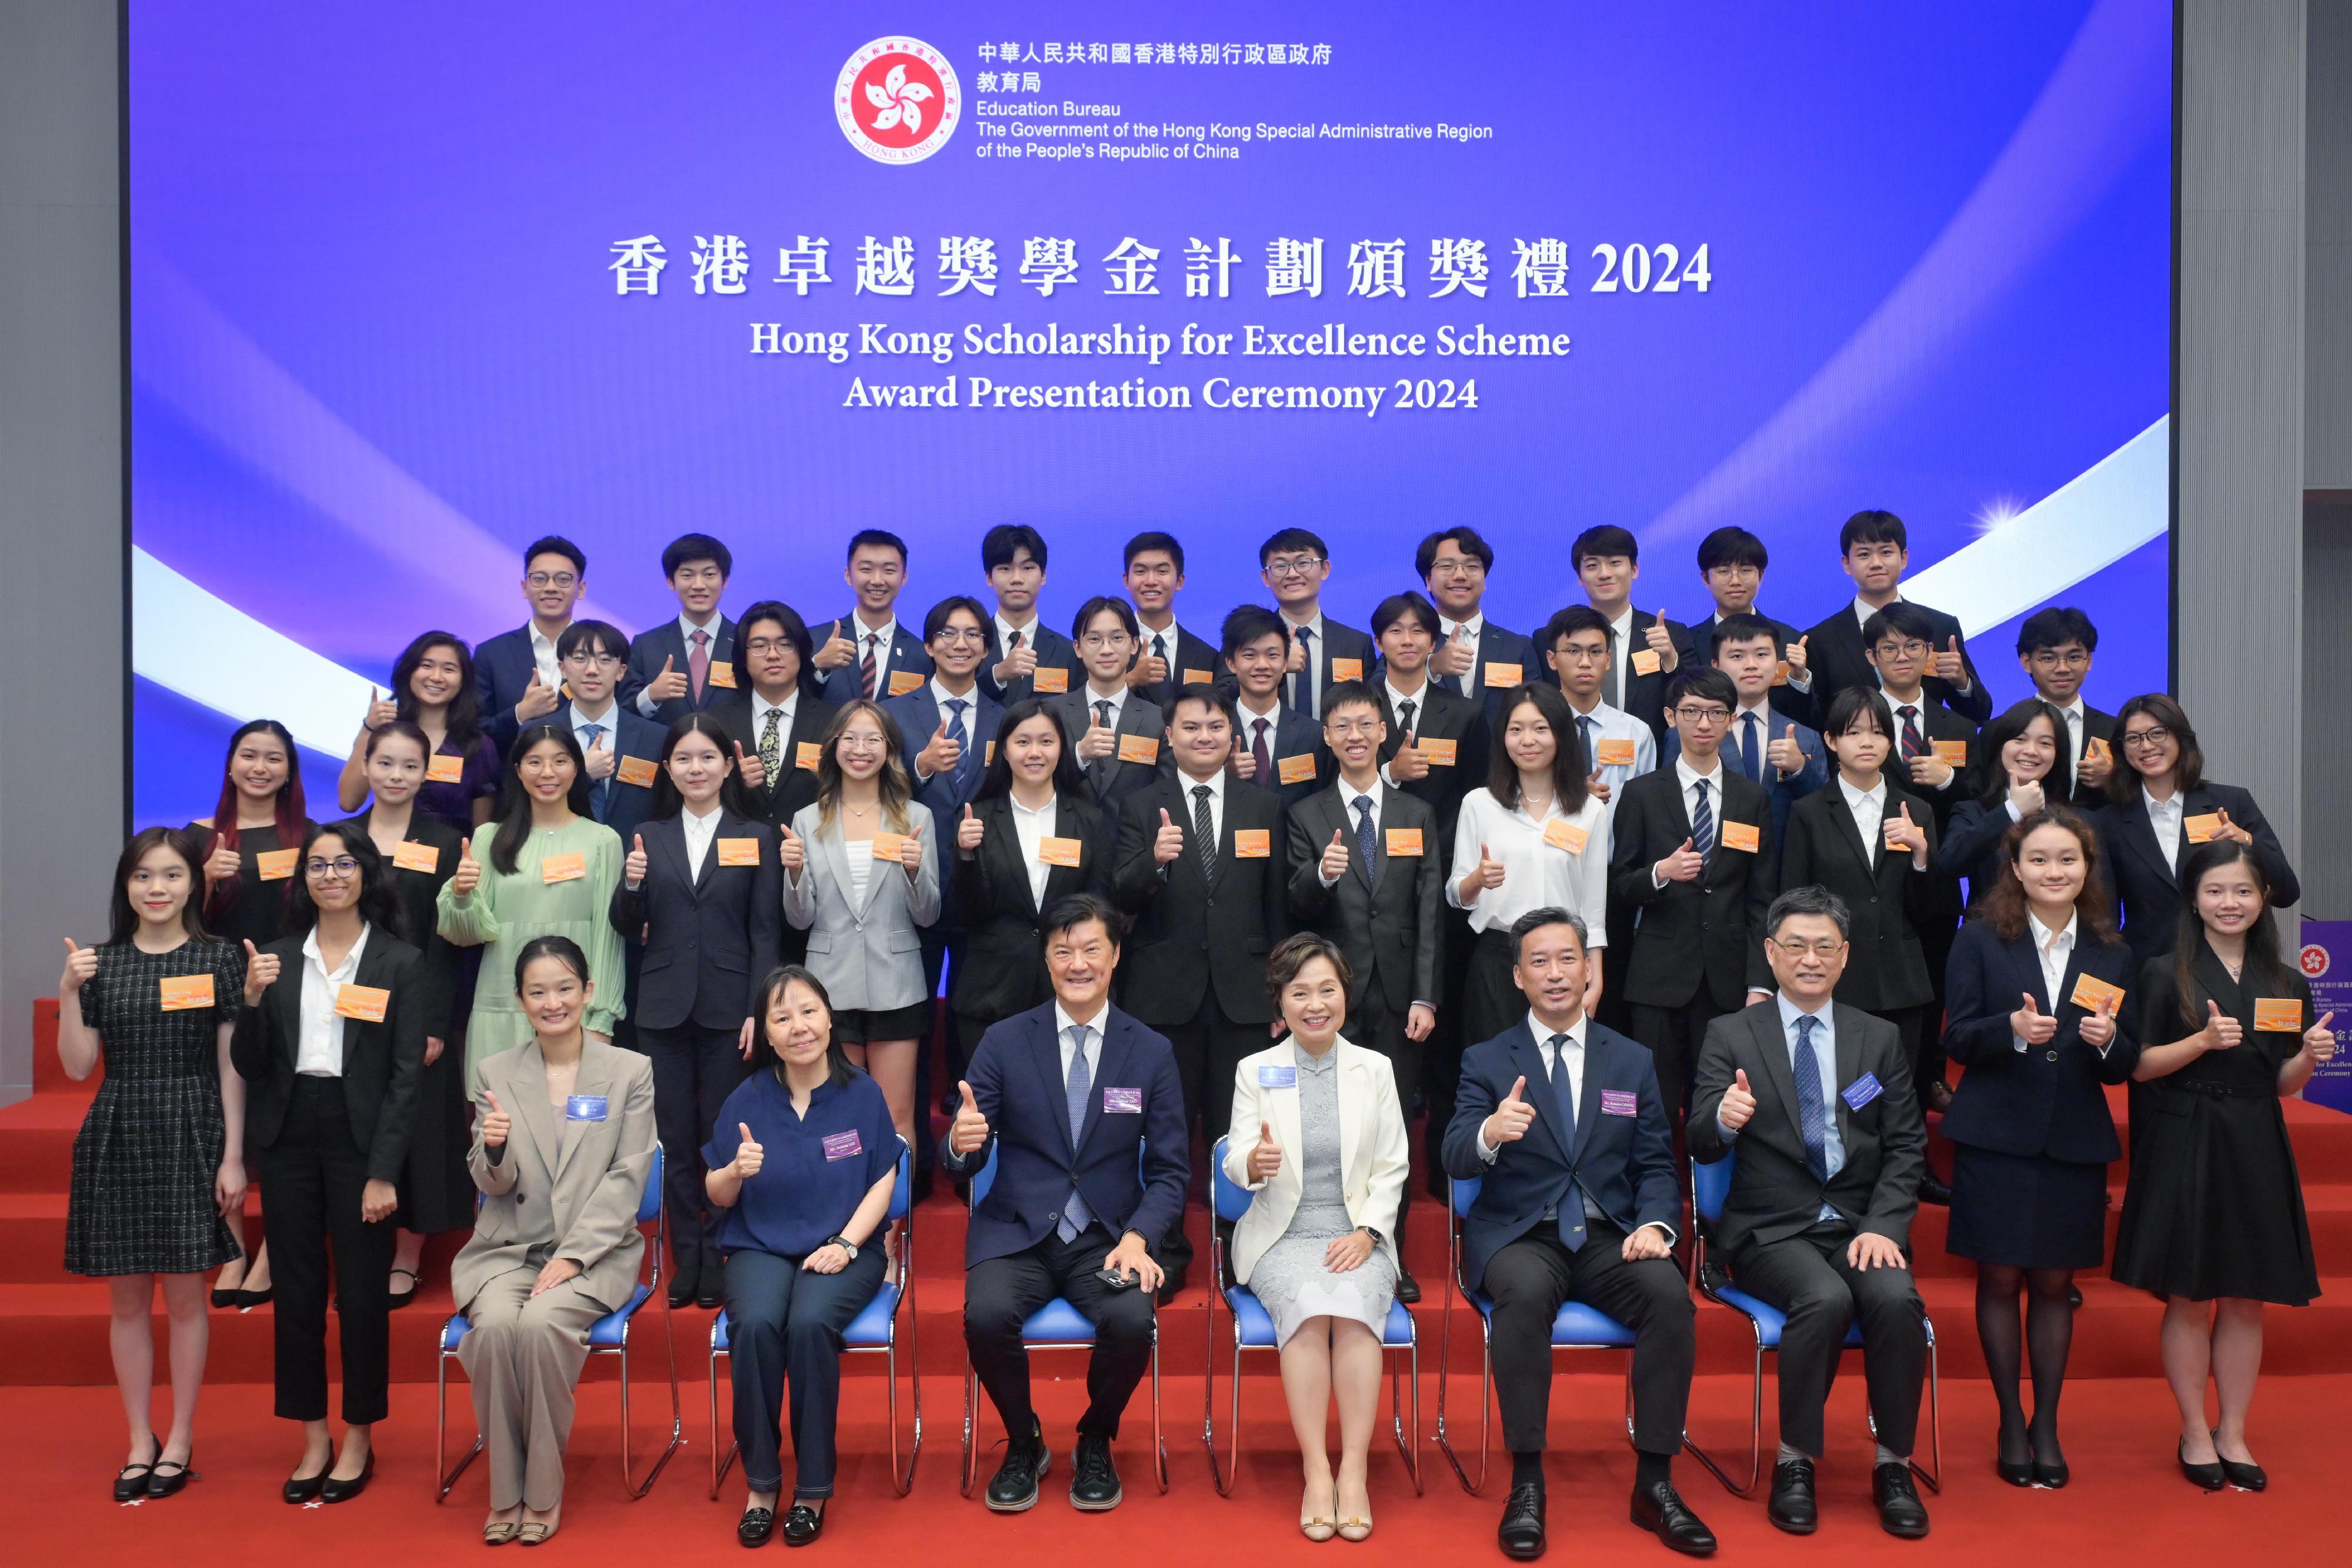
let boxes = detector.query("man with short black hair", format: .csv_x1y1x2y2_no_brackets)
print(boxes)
1798,509,1989,724
1541,604,1655,820
476,534,587,754
1676,527,1812,717
1416,526,1540,725
1260,526,1374,720
1121,531,1218,712
623,532,739,724
1699,614,1828,871
1571,524,1687,742
978,523,1082,705
2015,606,2112,790
816,529,933,705
1369,591,1486,852
1222,604,1328,809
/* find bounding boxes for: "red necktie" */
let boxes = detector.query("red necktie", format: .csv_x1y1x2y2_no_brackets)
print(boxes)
689,628,710,703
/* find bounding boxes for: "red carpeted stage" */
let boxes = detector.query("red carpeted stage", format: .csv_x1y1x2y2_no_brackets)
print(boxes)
5,1000,2346,1560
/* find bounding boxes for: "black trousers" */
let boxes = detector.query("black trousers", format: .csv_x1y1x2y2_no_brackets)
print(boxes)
640,1019,751,1271
965,1224,1157,1440
1157,990,1258,1281
1729,1222,1926,1459
1485,1226,1695,1455
1629,990,1729,1129
1459,931,1525,1055
257,1076,395,1425
1351,991,1417,1258
724,1246,888,1498
1421,910,1479,1199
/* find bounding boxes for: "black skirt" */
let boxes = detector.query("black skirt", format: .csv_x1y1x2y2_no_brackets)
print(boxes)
2112,1079,2319,1305
1946,1144,2109,1271
831,1001,933,1045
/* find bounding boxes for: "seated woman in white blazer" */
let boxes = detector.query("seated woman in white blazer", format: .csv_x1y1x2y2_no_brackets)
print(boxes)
1223,933,1409,1544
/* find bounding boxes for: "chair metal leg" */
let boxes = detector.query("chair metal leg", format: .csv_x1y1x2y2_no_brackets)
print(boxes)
1915,1323,1942,1493
1387,1331,1423,1495
1150,1318,1169,1493
709,1346,738,1501
1679,1322,1763,1497
885,1320,923,1496
617,1289,686,1499
435,1346,486,1502
1433,1313,1493,1495
960,1362,985,1498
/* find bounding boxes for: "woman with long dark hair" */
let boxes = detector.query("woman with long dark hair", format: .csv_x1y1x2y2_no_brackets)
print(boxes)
58,827,248,1500
1938,698,2073,908
437,721,625,1086
231,824,426,1502
2113,841,2331,1492
1939,807,2136,1487
335,631,499,831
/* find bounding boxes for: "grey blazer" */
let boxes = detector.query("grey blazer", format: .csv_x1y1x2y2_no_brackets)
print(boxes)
452,1039,657,1316
781,800,941,1011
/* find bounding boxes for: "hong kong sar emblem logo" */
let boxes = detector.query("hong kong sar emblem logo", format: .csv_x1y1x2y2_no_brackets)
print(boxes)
837,38,959,165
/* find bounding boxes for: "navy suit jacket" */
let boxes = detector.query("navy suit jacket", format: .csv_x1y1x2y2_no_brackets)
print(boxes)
1431,621,1541,727
1282,615,1376,720
1939,917,2139,1164
817,615,933,706
1800,599,1992,725
882,683,1003,888
1440,1019,1681,1292
1131,621,1222,713
606,810,782,1032
475,625,548,755
1232,702,1330,811
2093,782,2300,965
622,614,739,727
940,1002,1190,1266
574,707,667,847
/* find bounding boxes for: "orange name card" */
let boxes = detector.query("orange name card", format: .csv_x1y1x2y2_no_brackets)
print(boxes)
1031,667,1070,694
616,755,659,788
887,671,925,697
2254,997,2304,1032
390,840,441,874
158,973,216,1011
1773,661,1791,686
426,754,466,784
716,837,761,867
1719,821,1761,854
255,848,299,881
1418,737,1458,766
796,741,823,772
1932,740,1970,767
1385,828,1425,857
1595,738,1638,768
2184,813,2223,844
2070,972,2126,1013
1542,818,1589,855
333,983,390,1023
870,831,911,864
2085,736,2113,762
1037,836,1084,867
706,659,737,688
1482,661,1522,690
1117,734,1161,765
1277,754,1318,786
1330,658,1364,682
985,741,997,766
1631,648,1662,676
540,851,587,884
1181,667,1215,687
1232,828,1272,859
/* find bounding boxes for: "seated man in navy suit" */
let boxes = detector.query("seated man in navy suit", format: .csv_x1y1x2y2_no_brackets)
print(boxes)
1442,908,1712,1559
941,892,1188,1516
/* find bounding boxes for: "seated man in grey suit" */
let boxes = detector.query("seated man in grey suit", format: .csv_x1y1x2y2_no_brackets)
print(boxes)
1688,885,1930,1541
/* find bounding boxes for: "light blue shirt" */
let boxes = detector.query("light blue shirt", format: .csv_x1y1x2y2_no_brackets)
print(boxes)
1776,992,1844,1221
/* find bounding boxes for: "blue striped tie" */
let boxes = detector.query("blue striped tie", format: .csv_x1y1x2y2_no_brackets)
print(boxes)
1690,777,1715,870
1059,1025,1093,1242
1794,1015,1830,1182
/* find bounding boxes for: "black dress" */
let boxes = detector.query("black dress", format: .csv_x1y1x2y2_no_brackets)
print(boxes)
338,810,475,1232
184,820,313,953
64,938,248,1276
2111,944,2320,1304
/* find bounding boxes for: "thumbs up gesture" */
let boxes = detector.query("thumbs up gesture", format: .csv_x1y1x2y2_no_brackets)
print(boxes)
1077,705,1117,762
1285,629,1308,676
949,1079,991,1155
645,654,689,704
2213,808,2254,846
957,801,984,852
731,1122,766,1180
1719,1068,1758,1131
1247,1119,1284,1182
777,824,806,873
2080,994,2117,1050
993,638,1039,684
241,937,281,1005
624,833,648,890
364,684,399,733
813,619,856,672
1319,828,1349,883
1430,625,1476,678
1643,611,1679,672
1657,835,1705,884
1933,634,1968,685
917,719,962,778
2012,991,2057,1045
59,937,97,995
479,1089,512,1149
1153,807,1185,865
1585,768,1612,804
1767,723,1806,777
582,727,616,781
1469,840,1506,893
1485,1075,1536,1146
733,738,766,791
1885,800,1927,857
2007,771,2046,817
1387,729,1431,783
2304,1011,2338,1065
894,818,925,871
2201,999,2242,1054
1785,633,1810,680
201,832,244,888
516,666,559,724
451,836,481,897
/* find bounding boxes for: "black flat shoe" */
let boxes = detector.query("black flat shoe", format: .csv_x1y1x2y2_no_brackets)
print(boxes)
1630,1477,1716,1555
209,1285,239,1309
2216,1430,2266,1492
1394,1270,1421,1305
387,1268,419,1310
984,1429,1049,1512
737,1505,776,1547
320,1451,374,1503
1497,1480,1545,1559
1873,1463,1930,1538
148,1453,198,1498
1767,1457,1816,1534
2179,1439,2225,1491
1996,1423,2033,1487
283,1448,333,1505
113,1443,157,1503
1917,1172,1952,1206
781,1503,824,1546
234,1284,273,1310
2029,1427,2069,1489
669,1261,701,1310
1068,1433,1121,1511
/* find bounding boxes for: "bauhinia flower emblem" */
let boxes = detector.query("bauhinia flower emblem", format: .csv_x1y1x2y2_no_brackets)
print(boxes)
865,62,934,135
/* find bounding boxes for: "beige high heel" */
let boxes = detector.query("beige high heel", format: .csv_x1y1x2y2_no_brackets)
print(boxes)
1338,1514,1374,1543
1301,1476,1337,1542
483,1510,520,1546
516,1502,560,1546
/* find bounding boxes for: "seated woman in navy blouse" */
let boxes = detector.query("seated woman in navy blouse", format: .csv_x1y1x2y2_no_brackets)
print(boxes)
704,965,898,1549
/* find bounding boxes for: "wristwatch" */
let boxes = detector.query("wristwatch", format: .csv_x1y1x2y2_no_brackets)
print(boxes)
1356,1225,1384,1247
827,1234,859,1261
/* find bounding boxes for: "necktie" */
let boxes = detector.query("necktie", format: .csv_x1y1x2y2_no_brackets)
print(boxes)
1690,777,1715,869
1898,705,1925,763
1291,626,1317,716
1251,718,1272,784
1151,632,1168,688
1739,713,1762,783
1192,784,1217,881
1793,1015,1830,1182
1603,631,1622,709
1354,794,1378,888
943,698,971,785
1548,1034,1585,1248
758,708,783,785
1092,700,1115,777
860,633,881,700
1058,1025,1094,1241
1397,698,1418,744
1008,628,1024,650
1576,714,1596,773
689,628,710,703
582,724,609,818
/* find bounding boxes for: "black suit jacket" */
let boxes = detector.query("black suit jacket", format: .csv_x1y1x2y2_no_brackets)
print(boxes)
1609,607,1691,742
621,614,740,726
706,690,838,827
1891,700,1976,945
1608,766,1775,1009
1939,917,2139,1163
1440,1019,1681,1291
1779,780,1940,1012
1233,702,1331,811
332,811,465,1032
232,929,429,1185
1283,615,1376,720
1111,773,1290,1027
1285,784,1442,1015
2092,783,2301,965
947,792,1114,1020
978,620,1084,707
1429,621,1541,728
816,615,933,706
1371,679,1488,868
1130,621,1222,714
474,624,549,755
1046,690,1165,811
607,811,782,1032
1678,610,1819,727
1688,999,1926,1255
1799,599,1991,724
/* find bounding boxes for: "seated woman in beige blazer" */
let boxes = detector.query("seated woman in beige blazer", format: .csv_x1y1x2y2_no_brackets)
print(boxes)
451,934,656,1545
780,700,938,1158
1222,934,1409,1544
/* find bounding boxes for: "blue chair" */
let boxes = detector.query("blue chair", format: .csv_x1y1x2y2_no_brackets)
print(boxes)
707,1136,920,1498
956,1142,1168,1497
1436,1172,1683,1493
1687,1151,1942,1496
1202,1134,1421,1496
436,1144,681,1500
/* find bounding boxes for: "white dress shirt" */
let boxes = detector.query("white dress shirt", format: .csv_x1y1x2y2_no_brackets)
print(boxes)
2052,698,2087,764
296,924,372,1077
751,688,797,743
1383,676,1434,737
995,612,1041,656
1727,698,1777,782
2022,911,2078,1052
679,801,723,878
1009,790,1059,907
1055,1000,1107,1079
920,680,983,780
2144,787,2184,871
1236,697,1284,769
1080,683,1128,732
1716,995,1843,1222
1653,755,1726,888
529,624,562,690
568,698,620,761
1447,785,1611,944
1476,1012,1675,1241
1438,613,1484,687
852,614,900,696
1138,619,1189,671
1840,774,1889,851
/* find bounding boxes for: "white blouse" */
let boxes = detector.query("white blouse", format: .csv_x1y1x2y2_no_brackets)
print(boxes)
1446,785,1611,944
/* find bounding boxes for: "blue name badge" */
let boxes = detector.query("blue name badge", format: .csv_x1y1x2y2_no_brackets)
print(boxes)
1258,1064,1298,1089
564,1094,609,1122
1840,1073,1882,1113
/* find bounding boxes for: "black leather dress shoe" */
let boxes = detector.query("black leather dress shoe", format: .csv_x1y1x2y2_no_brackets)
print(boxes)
1873,1462,1930,1537
737,1505,776,1547
2216,1432,2266,1492
2179,1439,2225,1491
697,1276,725,1310
984,1432,1050,1512
2029,1427,2069,1489
1631,1478,1716,1555
321,1451,374,1504
1767,1457,1816,1534
1917,1172,1952,1206
1394,1269,1421,1305
148,1453,198,1499
283,1449,332,1505
114,1445,156,1503
669,1261,701,1309
781,1503,824,1546
1496,1481,1545,1559
1922,1078,1955,1114
1069,1433,1122,1510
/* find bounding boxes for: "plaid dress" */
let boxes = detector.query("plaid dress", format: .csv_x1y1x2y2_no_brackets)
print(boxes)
64,938,247,1276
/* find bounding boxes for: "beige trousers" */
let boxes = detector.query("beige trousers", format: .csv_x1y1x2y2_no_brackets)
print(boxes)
459,1269,607,1510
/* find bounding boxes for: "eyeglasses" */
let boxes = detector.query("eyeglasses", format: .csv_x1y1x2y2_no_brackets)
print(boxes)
2028,650,2092,668
1325,717,1383,738
1264,555,1325,580
2120,726,2172,751
1671,705,1732,724
526,572,578,589
741,637,796,656
1771,938,1845,958
933,627,988,646
1078,631,1133,650
1871,640,1930,659
304,857,359,880
1427,557,1484,578
561,652,622,670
